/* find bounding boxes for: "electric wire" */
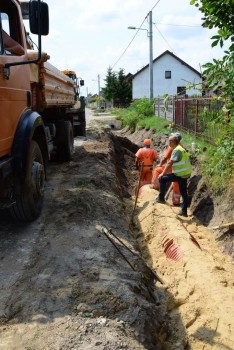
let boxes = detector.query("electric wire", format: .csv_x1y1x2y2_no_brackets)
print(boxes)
153,23,176,54
111,0,162,69
151,0,161,11
154,22,201,27
111,16,147,69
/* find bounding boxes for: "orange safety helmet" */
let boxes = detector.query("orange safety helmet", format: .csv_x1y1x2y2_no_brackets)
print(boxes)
143,139,151,146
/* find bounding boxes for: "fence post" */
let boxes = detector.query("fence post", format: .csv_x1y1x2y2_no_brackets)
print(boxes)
195,99,198,135
172,96,175,123
182,98,184,128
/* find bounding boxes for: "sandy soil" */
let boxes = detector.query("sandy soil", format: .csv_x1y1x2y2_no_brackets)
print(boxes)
133,185,234,350
0,110,233,350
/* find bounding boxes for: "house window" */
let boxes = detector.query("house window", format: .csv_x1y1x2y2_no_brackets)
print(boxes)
165,71,171,79
177,86,186,95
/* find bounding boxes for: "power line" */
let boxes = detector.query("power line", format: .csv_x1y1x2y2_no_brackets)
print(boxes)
111,16,147,69
154,22,201,27
151,0,161,11
153,23,176,54
111,1,162,70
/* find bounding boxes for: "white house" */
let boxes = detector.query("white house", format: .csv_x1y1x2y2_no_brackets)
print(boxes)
132,50,202,99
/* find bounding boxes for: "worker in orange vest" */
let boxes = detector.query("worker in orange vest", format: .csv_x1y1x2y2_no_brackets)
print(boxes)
152,133,186,205
135,139,158,188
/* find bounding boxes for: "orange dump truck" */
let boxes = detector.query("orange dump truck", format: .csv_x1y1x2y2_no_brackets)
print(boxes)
0,0,86,221
62,70,86,137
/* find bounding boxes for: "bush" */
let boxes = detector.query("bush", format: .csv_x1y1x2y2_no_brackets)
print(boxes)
201,119,234,193
113,98,155,132
129,98,154,117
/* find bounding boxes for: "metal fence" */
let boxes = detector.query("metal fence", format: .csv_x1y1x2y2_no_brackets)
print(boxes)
154,96,225,143
154,96,174,120
174,97,224,142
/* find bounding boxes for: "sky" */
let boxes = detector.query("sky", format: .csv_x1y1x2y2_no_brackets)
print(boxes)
24,0,228,96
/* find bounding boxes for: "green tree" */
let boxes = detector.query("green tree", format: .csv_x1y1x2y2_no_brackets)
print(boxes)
190,0,234,114
103,67,117,102
114,69,132,107
103,67,132,107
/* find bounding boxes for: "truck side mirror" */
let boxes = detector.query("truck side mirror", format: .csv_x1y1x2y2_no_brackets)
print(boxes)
29,1,49,35
80,79,84,86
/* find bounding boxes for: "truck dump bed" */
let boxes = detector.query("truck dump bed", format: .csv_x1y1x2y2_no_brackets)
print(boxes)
42,62,75,108
28,52,76,112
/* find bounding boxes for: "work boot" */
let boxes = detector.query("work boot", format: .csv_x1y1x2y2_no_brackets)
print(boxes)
154,196,166,204
177,209,188,217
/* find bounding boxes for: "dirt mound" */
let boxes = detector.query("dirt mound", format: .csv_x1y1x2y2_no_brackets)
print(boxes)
131,185,234,350
0,127,169,350
0,117,233,350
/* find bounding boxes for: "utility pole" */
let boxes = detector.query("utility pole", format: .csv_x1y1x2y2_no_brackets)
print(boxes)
98,74,101,110
86,87,89,107
128,11,153,100
148,11,153,100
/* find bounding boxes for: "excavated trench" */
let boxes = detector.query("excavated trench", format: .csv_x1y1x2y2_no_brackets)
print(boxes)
109,128,234,349
0,123,233,350
111,127,234,258
0,129,172,350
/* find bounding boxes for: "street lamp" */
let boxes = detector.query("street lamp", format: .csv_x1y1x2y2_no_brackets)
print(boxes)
128,11,153,100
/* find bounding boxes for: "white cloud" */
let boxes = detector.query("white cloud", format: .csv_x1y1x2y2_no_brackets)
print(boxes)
26,0,229,95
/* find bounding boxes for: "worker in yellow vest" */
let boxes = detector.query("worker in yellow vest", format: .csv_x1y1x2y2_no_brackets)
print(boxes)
152,132,187,206
154,135,192,217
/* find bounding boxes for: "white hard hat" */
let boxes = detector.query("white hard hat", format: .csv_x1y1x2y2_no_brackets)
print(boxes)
171,132,182,141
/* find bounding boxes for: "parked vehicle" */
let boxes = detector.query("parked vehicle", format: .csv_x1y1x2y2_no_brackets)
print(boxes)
62,70,86,137
0,0,86,221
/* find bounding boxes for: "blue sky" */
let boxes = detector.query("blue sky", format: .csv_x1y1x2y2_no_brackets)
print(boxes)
25,0,228,96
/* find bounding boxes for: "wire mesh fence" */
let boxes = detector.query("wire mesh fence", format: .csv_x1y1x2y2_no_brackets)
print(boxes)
154,96,174,121
174,97,224,142
154,96,225,143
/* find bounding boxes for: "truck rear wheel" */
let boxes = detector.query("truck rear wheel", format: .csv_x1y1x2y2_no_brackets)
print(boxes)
56,120,74,161
73,110,86,137
10,140,45,221
74,122,86,137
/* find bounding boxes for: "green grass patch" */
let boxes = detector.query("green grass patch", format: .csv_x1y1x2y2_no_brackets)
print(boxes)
112,99,170,132
138,115,170,132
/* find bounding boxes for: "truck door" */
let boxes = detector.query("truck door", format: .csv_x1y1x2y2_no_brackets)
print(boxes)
0,0,30,158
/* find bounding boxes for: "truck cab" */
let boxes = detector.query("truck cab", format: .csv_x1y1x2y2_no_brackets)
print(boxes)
0,0,30,158
0,0,85,222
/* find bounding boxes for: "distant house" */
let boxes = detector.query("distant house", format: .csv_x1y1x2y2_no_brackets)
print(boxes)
132,50,202,99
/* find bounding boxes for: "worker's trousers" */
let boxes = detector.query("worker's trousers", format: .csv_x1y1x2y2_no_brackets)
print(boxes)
152,166,181,205
138,166,153,188
158,173,189,213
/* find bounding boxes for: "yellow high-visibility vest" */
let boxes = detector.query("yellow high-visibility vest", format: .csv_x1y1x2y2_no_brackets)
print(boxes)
172,145,192,177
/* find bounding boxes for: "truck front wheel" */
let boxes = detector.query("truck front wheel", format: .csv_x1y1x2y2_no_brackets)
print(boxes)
10,140,45,221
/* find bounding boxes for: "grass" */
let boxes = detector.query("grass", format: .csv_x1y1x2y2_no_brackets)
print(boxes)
137,115,170,132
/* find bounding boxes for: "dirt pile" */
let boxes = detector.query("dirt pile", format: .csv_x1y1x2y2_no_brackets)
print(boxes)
0,126,169,350
0,115,233,350
132,185,234,350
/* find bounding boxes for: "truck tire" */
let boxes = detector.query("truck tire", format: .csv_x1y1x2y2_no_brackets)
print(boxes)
73,110,86,137
74,122,86,137
56,120,74,162
10,140,45,221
